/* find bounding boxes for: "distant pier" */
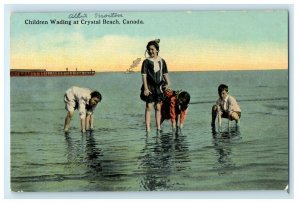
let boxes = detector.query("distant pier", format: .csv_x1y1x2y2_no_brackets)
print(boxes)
10,69,96,77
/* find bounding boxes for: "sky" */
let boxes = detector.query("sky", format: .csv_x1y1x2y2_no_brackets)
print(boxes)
10,10,288,72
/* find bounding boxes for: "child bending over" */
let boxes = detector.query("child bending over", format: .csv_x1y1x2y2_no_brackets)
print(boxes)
161,89,190,134
64,86,102,133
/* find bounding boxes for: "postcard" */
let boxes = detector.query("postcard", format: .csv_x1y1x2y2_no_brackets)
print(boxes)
9,10,289,193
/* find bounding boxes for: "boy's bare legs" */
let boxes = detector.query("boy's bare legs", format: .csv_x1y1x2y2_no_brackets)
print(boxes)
230,112,240,122
145,102,153,133
211,105,218,127
86,115,91,130
80,117,86,133
230,112,240,128
64,111,74,132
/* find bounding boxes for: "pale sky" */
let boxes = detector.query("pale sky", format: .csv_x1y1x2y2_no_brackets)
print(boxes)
10,10,288,72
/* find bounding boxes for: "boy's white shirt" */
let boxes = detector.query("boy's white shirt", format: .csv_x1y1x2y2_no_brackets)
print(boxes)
223,95,230,111
217,94,241,113
69,86,92,119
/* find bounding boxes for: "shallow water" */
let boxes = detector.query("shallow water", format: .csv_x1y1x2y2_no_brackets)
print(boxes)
10,70,289,191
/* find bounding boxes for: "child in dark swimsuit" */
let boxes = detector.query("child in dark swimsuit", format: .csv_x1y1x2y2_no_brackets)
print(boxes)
140,39,171,134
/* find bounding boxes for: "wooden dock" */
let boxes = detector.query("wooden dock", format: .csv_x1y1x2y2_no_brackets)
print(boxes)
10,69,96,77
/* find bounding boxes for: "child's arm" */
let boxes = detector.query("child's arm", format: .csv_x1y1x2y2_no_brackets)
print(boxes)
85,113,94,130
142,74,151,95
86,114,90,129
215,103,223,128
89,113,94,130
169,96,177,130
163,74,171,89
179,110,187,129
162,59,170,89
78,100,87,132
218,111,222,128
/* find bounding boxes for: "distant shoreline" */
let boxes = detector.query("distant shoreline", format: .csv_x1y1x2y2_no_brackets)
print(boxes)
9,68,287,75
96,69,288,73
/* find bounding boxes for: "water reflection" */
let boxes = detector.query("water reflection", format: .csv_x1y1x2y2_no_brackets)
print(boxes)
64,133,85,163
138,132,191,191
84,131,104,178
211,126,241,175
64,131,103,180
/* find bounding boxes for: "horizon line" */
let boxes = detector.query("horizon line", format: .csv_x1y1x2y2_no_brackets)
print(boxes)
9,68,288,73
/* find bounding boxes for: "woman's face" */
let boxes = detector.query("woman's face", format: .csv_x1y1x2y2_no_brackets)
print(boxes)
147,45,158,58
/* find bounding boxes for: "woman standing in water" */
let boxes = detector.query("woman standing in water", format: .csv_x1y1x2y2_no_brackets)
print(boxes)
140,39,171,135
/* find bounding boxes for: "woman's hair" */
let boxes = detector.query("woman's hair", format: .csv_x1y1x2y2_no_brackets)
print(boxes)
91,91,102,101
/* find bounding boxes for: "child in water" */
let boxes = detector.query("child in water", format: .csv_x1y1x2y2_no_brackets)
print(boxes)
140,39,171,135
64,86,102,133
161,89,190,134
211,84,241,129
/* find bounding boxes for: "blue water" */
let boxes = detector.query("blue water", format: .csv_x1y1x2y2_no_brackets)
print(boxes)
10,70,289,191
